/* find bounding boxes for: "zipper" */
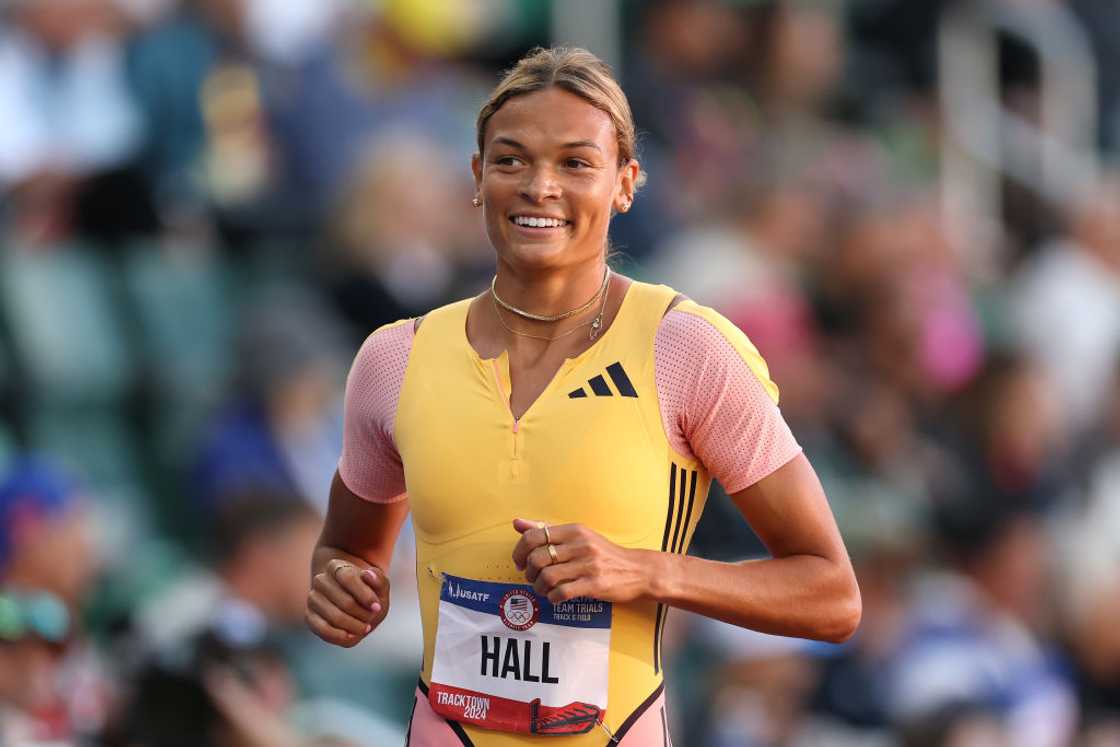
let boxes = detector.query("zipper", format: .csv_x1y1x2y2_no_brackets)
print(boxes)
491,360,520,457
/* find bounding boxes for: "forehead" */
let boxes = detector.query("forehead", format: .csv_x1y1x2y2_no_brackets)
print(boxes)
485,87,618,155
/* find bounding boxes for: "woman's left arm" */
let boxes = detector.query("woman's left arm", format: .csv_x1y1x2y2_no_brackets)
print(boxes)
513,453,860,643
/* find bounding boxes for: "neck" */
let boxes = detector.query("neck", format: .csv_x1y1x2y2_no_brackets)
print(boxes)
493,260,608,325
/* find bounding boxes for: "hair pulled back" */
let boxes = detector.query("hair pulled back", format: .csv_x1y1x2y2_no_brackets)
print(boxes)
476,47,645,189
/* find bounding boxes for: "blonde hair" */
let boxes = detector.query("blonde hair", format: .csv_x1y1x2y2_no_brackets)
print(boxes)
476,46,646,189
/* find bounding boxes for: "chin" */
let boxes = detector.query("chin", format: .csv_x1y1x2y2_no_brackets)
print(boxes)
498,238,577,270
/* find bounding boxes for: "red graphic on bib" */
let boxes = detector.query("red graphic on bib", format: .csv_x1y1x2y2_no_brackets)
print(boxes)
429,683,602,734
499,590,539,631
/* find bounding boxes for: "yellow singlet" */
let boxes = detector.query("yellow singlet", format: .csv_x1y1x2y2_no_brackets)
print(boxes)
393,280,720,744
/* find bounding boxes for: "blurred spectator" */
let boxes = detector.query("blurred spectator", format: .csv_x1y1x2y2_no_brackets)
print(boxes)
126,0,288,231
134,491,319,653
208,494,321,641
106,627,393,747
822,196,983,405
1056,364,1120,738
120,494,399,746
126,0,345,234
694,621,878,747
192,292,346,514
0,458,99,610
267,2,492,215
884,494,1077,747
0,459,112,742
954,352,1070,511
1010,175,1120,432
0,0,145,246
321,130,489,341
750,2,846,120
0,590,72,745
106,630,305,747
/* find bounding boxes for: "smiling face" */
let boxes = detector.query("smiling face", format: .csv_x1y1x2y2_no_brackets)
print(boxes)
472,87,638,273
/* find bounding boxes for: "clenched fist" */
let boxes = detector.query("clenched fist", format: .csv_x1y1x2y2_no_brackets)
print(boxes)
306,558,389,647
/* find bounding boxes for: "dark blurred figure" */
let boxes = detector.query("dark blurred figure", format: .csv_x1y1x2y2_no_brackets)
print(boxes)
104,630,306,747
192,292,346,516
105,630,373,746
119,495,394,746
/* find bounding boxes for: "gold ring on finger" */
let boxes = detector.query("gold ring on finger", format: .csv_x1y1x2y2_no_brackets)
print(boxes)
330,561,354,582
547,543,559,564
540,522,552,545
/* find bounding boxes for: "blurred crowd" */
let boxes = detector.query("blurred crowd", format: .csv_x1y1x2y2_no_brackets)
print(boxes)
1,0,1119,745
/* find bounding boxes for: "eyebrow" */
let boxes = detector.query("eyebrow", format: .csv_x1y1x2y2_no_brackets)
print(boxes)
491,137,603,153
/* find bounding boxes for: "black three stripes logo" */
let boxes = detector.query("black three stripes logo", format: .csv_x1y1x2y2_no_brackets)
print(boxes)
654,463,697,676
567,362,638,399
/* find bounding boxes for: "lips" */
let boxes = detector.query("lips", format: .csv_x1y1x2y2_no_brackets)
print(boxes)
509,215,570,229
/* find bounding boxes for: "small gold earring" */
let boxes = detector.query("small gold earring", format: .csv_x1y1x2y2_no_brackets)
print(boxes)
472,196,481,207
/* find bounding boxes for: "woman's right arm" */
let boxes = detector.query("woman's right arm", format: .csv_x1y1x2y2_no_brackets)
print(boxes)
306,471,410,647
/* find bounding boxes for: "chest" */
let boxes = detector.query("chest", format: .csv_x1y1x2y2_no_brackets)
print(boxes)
395,344,672,548
505,353,566,422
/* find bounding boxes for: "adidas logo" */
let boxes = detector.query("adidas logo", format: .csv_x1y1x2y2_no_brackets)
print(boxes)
568,362,638,399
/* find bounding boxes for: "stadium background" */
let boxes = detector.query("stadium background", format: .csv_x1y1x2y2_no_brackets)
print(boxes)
1,0,1119,744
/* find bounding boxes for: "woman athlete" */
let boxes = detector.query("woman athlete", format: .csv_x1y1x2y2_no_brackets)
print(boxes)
306,47,860,746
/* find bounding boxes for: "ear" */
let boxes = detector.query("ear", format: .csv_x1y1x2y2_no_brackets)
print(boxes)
471,153,483,192
613,159,640,213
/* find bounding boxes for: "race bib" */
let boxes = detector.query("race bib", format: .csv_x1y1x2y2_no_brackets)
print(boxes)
428,574,612,735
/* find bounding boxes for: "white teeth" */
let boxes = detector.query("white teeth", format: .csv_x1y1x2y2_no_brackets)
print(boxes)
513,216,565,228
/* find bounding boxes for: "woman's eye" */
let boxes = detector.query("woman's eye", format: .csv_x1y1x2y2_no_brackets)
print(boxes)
565,159,589,169
495,156,520,166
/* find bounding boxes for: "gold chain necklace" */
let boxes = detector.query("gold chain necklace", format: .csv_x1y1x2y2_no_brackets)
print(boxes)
492,273,611,342
490,266,609,322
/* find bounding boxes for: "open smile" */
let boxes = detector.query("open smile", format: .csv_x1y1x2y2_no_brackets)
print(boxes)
508,215,572,233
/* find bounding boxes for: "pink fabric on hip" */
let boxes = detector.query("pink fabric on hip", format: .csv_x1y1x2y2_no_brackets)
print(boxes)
337,320,414,503
406,687,671,745
654,309,801,494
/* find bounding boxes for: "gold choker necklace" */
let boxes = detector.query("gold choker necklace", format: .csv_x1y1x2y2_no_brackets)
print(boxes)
492,274,611,342
490,267,610,323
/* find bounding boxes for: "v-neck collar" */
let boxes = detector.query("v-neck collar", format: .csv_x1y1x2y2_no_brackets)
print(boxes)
464,281,638,424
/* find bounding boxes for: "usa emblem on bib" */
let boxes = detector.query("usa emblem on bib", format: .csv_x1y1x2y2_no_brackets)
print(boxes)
429,575,612,735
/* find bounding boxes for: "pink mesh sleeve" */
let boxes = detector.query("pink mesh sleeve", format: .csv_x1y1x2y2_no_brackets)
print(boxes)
655,309,802,494
337,321,413,503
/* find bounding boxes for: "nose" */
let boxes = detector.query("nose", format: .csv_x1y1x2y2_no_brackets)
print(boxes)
520,165,560,203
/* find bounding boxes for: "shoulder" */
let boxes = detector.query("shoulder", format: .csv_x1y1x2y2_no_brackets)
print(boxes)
348,319,416,384
411,296,476,334
357,317,415,354
655,300,779,403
